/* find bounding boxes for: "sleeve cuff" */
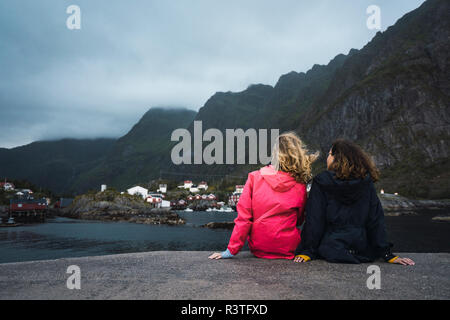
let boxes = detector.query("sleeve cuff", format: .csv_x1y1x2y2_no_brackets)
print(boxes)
221,248,234,259
295,254,311,261
388,256,399,263
383,252,397,262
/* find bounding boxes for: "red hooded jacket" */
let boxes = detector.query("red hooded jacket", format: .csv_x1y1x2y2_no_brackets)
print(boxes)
227,165,307,259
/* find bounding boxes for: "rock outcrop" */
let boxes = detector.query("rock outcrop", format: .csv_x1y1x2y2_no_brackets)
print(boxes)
59,190,185,225
201,222,235,230
380,193,450,215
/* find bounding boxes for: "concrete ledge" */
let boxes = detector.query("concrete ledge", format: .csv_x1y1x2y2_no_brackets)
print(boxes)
0,252,449,300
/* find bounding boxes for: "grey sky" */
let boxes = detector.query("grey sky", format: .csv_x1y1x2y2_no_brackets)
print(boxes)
0,0,425,148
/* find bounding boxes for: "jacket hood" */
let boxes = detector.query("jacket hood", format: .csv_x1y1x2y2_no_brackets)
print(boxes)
260,165,297,192
314,170,372,205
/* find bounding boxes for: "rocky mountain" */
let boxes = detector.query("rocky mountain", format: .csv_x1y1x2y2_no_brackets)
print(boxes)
1,0,448,198
297,0,450,198
0,108,196,195
180,0,449,198
70,107,197,193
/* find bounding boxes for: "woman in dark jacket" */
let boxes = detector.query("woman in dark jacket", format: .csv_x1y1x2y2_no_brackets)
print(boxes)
294,139,414,265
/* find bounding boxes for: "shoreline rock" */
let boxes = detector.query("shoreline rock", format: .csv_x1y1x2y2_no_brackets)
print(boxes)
432,216,450,223
380,194,450,215
201,221,235,230
57,191,185,225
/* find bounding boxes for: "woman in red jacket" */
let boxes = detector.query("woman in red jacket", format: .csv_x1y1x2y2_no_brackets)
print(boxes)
209,132,318,260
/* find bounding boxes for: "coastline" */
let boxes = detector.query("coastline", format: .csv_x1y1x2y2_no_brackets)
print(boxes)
57,207,185,226
59,193,450,225
379,194,450,216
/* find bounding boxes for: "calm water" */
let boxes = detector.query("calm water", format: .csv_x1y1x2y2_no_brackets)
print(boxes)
0,210,449,263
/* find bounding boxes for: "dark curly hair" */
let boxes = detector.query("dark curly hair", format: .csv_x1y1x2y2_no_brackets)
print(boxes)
328,139,380,182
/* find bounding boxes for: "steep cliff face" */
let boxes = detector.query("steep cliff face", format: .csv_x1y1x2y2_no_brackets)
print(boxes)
187,0,449,198
298,0,450,197
260,53,350,131
191,52,350,133
190,84,274,131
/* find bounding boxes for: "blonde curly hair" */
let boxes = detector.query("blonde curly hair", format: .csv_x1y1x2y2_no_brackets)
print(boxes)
271,132,319,184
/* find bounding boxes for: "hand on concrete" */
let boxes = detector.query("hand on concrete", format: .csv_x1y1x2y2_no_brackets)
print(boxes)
392,257,415,266
208,252,223,259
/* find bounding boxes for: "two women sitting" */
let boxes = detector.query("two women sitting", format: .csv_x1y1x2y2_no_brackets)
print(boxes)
209,132,414,266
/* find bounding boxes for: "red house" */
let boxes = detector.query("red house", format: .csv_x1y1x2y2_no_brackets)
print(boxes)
10,198,47,212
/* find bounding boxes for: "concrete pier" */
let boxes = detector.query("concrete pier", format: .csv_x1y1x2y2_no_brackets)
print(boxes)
0,251,448,300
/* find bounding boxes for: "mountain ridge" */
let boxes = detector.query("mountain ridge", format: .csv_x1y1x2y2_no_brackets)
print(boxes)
0,0,448,198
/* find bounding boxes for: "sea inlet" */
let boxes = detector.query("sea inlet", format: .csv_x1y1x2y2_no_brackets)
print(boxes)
0,209,449,264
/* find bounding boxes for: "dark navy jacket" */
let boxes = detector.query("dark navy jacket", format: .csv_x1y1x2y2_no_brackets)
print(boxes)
295,170,396,263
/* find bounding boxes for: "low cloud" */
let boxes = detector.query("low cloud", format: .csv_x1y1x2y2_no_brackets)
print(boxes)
0,0,425,148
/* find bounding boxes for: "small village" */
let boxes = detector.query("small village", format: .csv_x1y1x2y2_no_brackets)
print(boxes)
1,177,404,227
0,179,244,226
120,180,243,212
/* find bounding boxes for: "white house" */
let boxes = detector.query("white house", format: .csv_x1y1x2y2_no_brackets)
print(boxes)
147,193,170,208
198,181,208,191
189,185,199,193
157,184,167,193
183,180,193,189
101,184,107,192
146,195,161,207
127,186,148,199
178,180,193,189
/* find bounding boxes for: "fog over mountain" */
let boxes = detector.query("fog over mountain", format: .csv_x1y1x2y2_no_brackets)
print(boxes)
1,0,447,200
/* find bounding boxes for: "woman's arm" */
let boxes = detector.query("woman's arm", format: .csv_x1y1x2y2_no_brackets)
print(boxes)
294,181,327,262
226,173,254,256
208,249,234,260
209,173,254,260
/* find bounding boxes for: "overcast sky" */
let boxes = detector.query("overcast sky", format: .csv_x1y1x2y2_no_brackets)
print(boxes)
0,0,425,148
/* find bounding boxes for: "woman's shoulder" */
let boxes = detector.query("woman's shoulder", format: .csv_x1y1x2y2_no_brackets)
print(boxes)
312,170,334,183
248,169,261,178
